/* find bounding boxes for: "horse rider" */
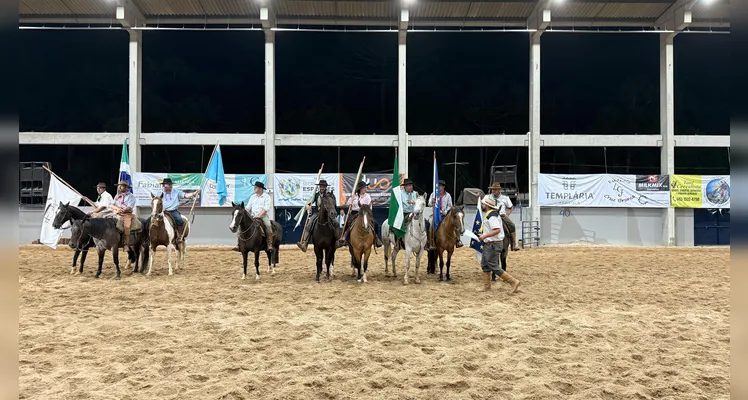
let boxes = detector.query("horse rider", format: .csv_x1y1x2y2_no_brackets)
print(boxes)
109,180,136,246
398,178,430,249
477,196,520,293
296,179,337,252
83,182,114,217
427,179,463,250
245,181,275,252
337,181,383,249
488,183,520,251
156,177,201,241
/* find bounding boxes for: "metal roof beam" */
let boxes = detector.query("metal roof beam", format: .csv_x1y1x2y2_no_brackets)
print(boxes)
527,0,552,36
260,7,276,29
115,0,145,29
655,0,696,32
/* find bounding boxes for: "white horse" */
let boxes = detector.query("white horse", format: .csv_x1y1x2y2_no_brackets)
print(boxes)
381,194,428,284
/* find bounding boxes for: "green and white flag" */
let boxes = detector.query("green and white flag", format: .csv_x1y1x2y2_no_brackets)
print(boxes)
388,154,405,238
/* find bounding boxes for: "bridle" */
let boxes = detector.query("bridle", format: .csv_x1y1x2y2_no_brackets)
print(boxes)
234,208,260,241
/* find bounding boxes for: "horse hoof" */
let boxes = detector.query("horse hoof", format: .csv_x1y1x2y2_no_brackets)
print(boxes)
403,279,409,285
415,278,421,284
242,274,246,280
255,274,260,280
115,276,121,281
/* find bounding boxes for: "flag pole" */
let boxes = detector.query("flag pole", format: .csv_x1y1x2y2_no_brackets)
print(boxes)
432,151,437,233
299,163,324,242
181,142,218,242
339,156,366,240
41,165,96,207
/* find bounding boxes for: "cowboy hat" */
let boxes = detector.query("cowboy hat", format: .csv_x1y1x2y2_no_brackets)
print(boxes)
481,196,499,209
95,182,107,188
356,181,367,191
402,178,413,186
316,179,329,186
254,181,266,190
488,183,501,190
438,179,447,187
117,180,131,188
160,178,174,185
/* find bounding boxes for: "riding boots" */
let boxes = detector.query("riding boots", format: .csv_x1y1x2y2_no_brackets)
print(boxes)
511,232,520,251
265,230,274,251
499,271,520,293
477,271,491,292
121,213,133,247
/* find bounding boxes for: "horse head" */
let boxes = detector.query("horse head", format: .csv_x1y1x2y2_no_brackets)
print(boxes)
319,193,336,219
52,201,72,230
150,192,165,223
358,204,373,231
413,194,426,218
229,201,247,233
451,205,466,233
68,218,86,250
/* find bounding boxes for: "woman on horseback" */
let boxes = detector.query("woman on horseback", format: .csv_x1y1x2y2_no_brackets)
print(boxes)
337,181,383,249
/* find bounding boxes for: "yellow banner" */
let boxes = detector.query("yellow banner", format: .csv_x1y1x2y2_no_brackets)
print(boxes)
670,175,702,208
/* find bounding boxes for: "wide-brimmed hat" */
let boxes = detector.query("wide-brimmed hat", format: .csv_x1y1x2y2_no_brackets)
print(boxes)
402,178,413,186
96,182,107,188
117,180,131,188
316,179,329,186
438,180,447,187
488,183,501,190
254,181,266,190
160,178,174,185
481,196,499,209
356,181,367,191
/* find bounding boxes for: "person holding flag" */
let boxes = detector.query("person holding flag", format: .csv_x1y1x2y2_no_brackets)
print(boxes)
118,139,133,193
427,179,461,250
476,196,520,293
296,179,337,252
154,178,201,241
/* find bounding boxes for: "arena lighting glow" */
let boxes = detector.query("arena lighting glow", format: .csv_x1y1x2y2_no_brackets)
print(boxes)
403,0,416,4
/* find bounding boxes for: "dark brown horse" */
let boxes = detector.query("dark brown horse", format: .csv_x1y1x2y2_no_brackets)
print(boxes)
426,206,466,281
310,193,338,281
348,204,375,283
229,202,282,280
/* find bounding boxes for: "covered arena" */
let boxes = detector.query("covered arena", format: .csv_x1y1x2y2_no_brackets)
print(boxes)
19,0,730,398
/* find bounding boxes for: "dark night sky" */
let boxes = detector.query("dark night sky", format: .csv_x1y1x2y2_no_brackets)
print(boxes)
18,29,730,197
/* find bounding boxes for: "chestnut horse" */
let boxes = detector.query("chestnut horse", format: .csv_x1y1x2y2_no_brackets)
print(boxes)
147,193,190,276
427,206,466,281
348,204,375,283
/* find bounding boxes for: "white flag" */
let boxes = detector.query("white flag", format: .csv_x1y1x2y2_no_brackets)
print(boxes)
40,175,82,249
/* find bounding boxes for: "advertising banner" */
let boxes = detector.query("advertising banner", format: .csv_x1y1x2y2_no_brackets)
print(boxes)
339,172,405,207
133,173,268,207
538,174,670,208
274,173,340,207
671,175,730,209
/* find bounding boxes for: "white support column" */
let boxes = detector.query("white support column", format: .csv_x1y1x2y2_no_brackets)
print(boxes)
398,9,409,177
262,7,276,219
128,30,142,181
528,34,541,225
660,34,676,246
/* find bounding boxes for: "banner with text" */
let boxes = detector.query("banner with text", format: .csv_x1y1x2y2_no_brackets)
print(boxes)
274,173,341,207
339,172,405,207
538,174,671,208
133,173,267,207
670,175,730,209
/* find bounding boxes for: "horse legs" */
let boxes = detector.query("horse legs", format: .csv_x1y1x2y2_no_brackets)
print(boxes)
112,246,121,280
403,248,411,285
325,249,335,280
147,246,156,276
414,248,423,284
166,244,175,276
241,250,248,280
438,252,445,281
71,250,80,274
362,250,371,283
266,249,275,275
95,248,105,279
315,247,323,282
125,247,134,271
78,250,88,274
383,237,390,276
351,252,356,277
445,249,453,281
254,250,261,280
391,245,398,278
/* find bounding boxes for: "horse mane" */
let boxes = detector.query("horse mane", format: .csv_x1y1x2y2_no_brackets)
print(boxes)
66,205,87,220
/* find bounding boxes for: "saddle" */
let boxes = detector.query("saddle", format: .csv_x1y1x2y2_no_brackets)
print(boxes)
164,212,188,243
115,215,143,233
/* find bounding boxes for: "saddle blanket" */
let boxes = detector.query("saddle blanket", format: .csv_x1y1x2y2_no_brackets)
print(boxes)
115,217,143,233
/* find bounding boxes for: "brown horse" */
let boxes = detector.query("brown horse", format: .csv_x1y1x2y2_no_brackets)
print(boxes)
427,206,466,281
348,204,375,283
147,193,190,276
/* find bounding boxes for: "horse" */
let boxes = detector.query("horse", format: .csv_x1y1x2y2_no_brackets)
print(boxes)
491,218,513,281
348,203,375,283
426,206,466,281
68,215,148,280
382,194,428,285
52,202,94,274
147,193,190,276
309,194,338,282
229,202,282,280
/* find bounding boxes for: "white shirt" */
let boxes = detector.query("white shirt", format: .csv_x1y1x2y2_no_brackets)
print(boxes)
428,191,453,214
490,194,513,216
95,191,114,208
246,192,272,217
483,212,505,242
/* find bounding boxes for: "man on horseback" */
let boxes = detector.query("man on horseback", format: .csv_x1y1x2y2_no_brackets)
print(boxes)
296,179,338,252
337,181,383,249
397,178,430,250
83,182,114,217
488,183,519,251
477,196,520,293
156,177,201,241
246,181,275,252
427,180,462,250
110,180,136,246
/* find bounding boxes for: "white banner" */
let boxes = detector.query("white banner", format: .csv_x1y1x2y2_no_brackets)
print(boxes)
539,174,670,208
40,175,82,249
274,173,340,207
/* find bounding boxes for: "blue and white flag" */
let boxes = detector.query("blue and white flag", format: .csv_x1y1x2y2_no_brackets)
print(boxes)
119,140,132,193
470,196,485,261
433,156,442,231
205,145,228,206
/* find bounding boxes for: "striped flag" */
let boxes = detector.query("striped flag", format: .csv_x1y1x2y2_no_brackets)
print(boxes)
388,154,405,238
119,139,132,193
432,155,442,231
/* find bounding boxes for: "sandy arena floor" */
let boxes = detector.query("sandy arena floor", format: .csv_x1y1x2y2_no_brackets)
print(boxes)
19,245,730,400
